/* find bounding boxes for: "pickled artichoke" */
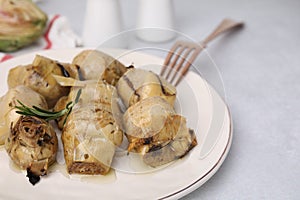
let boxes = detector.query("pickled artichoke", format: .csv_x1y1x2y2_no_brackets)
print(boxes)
0,0,48,52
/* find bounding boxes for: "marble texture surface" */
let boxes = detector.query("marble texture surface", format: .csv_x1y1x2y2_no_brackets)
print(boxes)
36,0,300,199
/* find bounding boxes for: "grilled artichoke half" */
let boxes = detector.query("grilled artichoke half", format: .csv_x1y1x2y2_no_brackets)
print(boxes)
117,68,176,108
62,81,123,175
143,119,197,167
0,0,48,52
8,55,78,108
72,50,129,85
124,97,176,153
5,116,58,185
123,96,197,167
0,85,48,145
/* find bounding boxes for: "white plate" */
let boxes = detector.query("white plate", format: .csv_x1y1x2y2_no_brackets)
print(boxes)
0,48,232,200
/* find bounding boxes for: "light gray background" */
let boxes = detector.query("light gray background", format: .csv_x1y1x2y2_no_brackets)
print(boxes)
36,0,300,199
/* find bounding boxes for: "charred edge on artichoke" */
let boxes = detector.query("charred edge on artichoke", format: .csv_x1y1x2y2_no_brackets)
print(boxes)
56,63,70,77
143,137,153,145
22,116,42,124
122,74,140,100
148,144,163,152
155,73,175,96
10,122,16,135
26,168,40,186
37,133,52,146
75,64,85,81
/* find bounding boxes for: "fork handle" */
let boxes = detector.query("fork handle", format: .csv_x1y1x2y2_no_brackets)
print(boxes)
200,18,244,47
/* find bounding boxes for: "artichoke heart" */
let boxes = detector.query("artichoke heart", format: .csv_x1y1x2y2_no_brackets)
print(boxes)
72,50,129,85
7,55,77,108
5,116,58,185
0,0,48,52
123,97,176,153
0,85,48,145
143,119,197,167
117,68,176,108
62,81,124,175
123,96,197,167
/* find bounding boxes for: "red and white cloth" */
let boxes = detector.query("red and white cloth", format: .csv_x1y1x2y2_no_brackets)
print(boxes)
0,14,83,62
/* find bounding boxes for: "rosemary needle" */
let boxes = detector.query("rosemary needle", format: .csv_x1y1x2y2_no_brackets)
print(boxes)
15,89,82,126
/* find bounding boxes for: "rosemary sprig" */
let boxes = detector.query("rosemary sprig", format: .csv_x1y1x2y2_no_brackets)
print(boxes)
15,89,82,125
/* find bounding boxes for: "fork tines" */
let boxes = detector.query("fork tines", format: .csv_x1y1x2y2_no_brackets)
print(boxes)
160,41,204,86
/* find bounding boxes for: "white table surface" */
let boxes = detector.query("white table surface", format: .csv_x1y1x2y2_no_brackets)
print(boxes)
12,0,300,199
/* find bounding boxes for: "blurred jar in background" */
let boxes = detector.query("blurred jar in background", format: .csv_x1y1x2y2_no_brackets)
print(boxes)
136,0,176,42
83,0,123,47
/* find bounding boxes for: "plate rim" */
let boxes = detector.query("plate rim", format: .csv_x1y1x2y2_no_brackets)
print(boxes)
162,108,232,199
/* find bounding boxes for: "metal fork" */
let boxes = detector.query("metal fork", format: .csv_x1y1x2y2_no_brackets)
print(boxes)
160,18,244,86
